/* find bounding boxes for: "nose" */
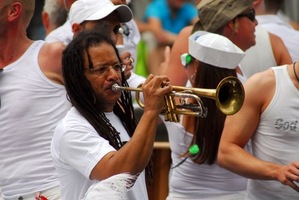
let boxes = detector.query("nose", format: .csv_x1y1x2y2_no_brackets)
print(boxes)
106,66,121,81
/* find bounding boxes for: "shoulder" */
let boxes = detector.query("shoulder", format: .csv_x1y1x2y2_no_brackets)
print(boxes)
39,42,67,84
179,26,193,36
244,68,276,108
269,32,285,49
245,68,275,89
269,33,292,65
40,41,66,58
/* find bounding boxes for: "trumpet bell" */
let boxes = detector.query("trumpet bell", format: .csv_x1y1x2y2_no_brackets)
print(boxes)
216,76,245,115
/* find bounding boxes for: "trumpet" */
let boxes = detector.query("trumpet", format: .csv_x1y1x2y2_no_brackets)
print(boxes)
112,76,244,122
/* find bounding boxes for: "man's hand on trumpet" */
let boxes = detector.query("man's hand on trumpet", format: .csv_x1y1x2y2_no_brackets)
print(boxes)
141,74,173,115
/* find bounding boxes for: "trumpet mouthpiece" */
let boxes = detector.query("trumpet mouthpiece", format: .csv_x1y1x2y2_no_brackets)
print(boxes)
112,84,120,92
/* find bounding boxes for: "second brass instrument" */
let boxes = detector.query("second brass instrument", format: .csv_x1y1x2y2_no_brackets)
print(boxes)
112,76,244,122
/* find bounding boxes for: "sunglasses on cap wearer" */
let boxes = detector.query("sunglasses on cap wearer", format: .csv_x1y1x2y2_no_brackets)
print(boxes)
237,9,256,22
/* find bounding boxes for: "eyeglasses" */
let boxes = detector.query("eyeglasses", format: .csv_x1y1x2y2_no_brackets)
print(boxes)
87,63,126,76
237,9,256,22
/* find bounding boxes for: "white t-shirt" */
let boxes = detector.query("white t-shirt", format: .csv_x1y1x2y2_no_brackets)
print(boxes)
51,107,148,200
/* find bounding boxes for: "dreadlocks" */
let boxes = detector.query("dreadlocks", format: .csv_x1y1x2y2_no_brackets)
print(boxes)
62,30,136,150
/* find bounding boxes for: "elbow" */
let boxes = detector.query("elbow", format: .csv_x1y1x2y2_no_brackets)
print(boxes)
217,147,228,168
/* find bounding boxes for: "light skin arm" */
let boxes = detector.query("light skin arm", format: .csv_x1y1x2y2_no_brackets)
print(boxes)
147,18,174,45
134,18,151,33
165,26,192,86
90,74,172,180
39,42,66,85
218,68,299,192
270,32,292,65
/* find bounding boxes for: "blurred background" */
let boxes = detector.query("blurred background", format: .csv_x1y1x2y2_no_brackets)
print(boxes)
27,0,299,40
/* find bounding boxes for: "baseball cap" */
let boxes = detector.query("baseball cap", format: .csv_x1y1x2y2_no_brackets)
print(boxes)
69,0,133,26
197,0,254,32
188,31,245,69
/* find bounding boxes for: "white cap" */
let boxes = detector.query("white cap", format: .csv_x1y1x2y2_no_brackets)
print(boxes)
69,0,133,26
188,31,245,69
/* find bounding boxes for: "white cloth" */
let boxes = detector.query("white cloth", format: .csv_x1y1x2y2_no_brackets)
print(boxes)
239,25,276,79
83,173,138,200
0,41,71,199
256,15,299,62
45,19,73,45
246,65,299,199
164,121,247,199
51,107,148,200
4,187,61,200
121,19,141,66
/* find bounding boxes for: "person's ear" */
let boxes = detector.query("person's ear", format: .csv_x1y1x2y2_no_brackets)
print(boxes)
234,20,239,30
253,0,262,8
7,2,22,22
42,11,50,35
72,23,84,34
227,20,239,31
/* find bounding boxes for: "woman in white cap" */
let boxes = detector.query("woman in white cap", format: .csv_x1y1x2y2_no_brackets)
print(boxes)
165,31,248,200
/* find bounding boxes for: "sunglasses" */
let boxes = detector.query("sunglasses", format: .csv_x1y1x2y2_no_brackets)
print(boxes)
237,9,256,22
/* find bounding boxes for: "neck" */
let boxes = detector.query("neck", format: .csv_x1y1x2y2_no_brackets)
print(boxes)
0,33,33,68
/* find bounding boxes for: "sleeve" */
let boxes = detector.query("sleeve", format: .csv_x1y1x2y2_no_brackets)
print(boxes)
59,120,116,179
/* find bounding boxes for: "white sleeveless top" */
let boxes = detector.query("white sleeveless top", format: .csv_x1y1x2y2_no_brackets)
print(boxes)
0,41,71,199
165,122,247,200
246,65,299,199
239,25,276,80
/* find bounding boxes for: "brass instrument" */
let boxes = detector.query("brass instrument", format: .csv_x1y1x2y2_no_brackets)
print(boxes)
112,76,244,122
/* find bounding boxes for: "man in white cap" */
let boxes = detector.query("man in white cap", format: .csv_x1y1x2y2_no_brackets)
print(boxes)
66,0,146,96
69,0,132,42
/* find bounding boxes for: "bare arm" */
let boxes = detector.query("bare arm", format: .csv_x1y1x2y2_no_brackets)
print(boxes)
165,26,192,86
218,68,299,192
134,18,151,33
39,42,66,85
147,18,174,45
270,32,292,66
90,74,172,180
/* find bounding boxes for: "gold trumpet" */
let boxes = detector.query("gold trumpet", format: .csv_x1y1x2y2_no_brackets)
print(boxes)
112,76,244,122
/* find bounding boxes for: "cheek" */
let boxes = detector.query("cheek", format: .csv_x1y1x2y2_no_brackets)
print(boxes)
88,76,103,93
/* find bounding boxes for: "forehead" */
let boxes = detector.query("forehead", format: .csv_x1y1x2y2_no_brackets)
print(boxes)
85,42,118,63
